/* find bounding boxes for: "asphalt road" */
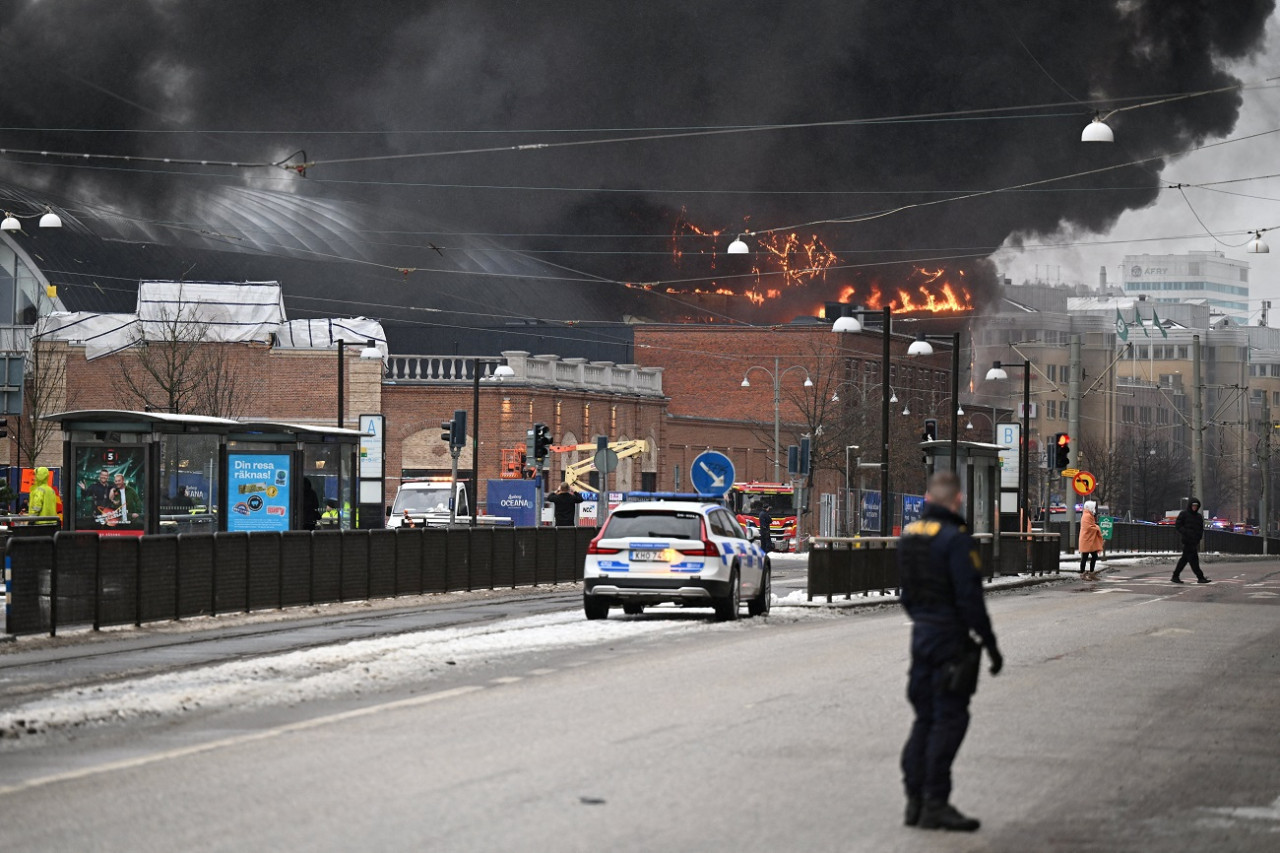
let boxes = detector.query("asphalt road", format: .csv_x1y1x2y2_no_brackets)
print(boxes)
1,558,1278,852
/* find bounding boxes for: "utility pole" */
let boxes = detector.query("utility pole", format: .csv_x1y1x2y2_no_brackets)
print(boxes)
1192,335,1205,504
1067,335,1081,552
1262,398,1270,556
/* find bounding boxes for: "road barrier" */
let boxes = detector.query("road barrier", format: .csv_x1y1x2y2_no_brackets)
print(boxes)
807,532,1059,603
1045,521,1280,554
3,526,595,637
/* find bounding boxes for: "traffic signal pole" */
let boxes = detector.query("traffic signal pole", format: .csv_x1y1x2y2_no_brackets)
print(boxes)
1068,335,1081,552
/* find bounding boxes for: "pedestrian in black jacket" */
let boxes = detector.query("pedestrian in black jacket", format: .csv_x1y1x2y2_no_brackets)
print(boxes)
897,470,1002,832
1172,498,1210,584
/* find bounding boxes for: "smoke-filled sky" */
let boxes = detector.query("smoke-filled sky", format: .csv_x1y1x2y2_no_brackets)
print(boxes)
1,0,1277,323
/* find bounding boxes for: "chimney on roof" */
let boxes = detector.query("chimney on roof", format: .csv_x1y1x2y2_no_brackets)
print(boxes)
1099,266,1107,289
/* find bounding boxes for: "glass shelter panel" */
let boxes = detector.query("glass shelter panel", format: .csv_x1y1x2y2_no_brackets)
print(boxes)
158,433,219,534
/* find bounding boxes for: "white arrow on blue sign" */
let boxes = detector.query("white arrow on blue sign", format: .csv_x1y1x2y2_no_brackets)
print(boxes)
690,450,735,497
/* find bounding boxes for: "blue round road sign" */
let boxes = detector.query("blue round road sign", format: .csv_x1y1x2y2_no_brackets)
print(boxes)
690,450,736,497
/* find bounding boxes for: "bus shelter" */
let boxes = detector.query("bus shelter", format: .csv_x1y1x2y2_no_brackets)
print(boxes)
48,410,362,535
922,439,1002,537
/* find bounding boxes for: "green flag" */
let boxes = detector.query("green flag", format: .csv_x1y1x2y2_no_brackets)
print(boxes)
1139,306,1150,337
1115,307,1129,341
1152,306,1168,338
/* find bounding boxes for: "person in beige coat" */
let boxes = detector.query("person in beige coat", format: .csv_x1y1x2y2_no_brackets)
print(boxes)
1078,500,1103,575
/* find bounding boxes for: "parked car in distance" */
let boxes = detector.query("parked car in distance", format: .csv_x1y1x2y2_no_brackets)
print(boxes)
582,498,770,621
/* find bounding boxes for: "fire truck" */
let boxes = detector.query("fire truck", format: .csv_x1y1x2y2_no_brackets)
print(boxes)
727,481,799,552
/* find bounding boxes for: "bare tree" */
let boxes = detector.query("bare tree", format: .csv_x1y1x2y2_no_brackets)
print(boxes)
16,334,70,467
116,292,258,417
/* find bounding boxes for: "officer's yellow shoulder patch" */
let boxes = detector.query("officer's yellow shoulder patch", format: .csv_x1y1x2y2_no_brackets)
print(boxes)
969,548,982,571
903,520,942,537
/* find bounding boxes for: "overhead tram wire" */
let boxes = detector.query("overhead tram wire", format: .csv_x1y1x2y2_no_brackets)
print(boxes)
1,80,1275,176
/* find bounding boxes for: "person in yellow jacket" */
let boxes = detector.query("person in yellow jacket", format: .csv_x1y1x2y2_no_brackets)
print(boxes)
28,466,62,527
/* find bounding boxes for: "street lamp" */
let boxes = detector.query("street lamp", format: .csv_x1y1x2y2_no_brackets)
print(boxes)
740,357,813,481
832,305,892,536
985,359,1032,532
337,338,383,428
903,330,962,472
844,444,860,535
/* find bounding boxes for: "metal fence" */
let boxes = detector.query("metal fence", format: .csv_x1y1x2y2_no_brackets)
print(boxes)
807,532,1060,602
1046,521,1280,555
4,526,596,637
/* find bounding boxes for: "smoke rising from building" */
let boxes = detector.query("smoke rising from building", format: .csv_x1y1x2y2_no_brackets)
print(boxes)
0,1,1273,323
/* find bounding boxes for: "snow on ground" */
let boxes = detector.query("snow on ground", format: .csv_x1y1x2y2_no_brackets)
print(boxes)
3,557,1195,745
0,597,840,744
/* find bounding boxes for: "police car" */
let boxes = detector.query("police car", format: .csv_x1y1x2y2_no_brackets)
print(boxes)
583,496,771,621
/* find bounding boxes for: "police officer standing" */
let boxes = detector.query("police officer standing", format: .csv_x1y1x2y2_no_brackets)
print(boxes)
897,470,1002,832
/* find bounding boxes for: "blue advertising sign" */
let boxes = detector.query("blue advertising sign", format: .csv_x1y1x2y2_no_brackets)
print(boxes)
690,450,735,497
861,491,881,533
486,479,539,527
902,494,925,525
228,453,292,532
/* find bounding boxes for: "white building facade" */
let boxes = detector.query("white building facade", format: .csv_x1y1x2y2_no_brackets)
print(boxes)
1120,251,1250,324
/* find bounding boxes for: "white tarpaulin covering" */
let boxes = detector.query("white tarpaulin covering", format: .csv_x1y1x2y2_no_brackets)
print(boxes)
34,312,140,360
136,281,285,344
35,282,386,361
274,318,388,360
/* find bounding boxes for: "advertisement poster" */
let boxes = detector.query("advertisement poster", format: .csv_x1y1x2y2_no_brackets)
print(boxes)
860,491,881,533
486,479,537,526
228,453,292,532
75,446,146,534
902,494,925,525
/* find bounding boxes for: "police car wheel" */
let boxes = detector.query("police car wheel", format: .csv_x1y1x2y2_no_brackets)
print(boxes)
747,564,771,617
622,603,645,616
713,567,740,622
583,594,610,620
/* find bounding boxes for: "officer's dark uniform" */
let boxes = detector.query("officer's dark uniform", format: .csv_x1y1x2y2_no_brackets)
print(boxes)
898,501,999,830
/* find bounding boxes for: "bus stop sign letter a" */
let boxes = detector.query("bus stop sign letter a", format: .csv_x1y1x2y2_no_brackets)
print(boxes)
690,450,735,498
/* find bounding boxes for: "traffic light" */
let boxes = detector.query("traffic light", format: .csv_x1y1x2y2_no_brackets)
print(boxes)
922,418,938,441
533,422,552,463
440,410,467,450
1054,433,1071,468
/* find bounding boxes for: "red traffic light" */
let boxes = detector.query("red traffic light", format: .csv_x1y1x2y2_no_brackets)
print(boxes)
1057,434,1071,447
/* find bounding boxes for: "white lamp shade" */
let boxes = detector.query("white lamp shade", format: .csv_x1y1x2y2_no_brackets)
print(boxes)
956,405,965,416
985,365,1009,381
38,211,62,228
359,344,383,360
902,404,911,416
727,235,749,254
832,315,861,333
889,392,898,403
1248,236,1270,254
1081,118,1114,143
1,215,20,232
740,377,750,387
831,392,840,402
907,339,933,356
803,377,813,387
491,364,515,378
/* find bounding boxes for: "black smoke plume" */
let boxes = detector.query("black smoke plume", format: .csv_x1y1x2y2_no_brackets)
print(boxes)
0,1,1272,322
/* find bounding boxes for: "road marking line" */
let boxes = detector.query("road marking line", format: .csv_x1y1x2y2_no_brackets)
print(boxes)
526,668,556,676
0,684,484,797
490,676,522,684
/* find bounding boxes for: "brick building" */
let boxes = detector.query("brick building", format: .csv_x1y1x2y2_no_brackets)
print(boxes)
634,321,958,504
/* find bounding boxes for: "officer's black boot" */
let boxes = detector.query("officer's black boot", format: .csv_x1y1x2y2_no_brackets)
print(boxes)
919,800,980,831
904,796,922,827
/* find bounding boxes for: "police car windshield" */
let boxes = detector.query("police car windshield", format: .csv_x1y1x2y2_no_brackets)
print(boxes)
604,510,703,540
